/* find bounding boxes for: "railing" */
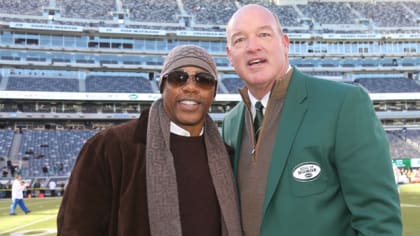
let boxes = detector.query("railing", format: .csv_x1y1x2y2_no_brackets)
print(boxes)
0,187,65,199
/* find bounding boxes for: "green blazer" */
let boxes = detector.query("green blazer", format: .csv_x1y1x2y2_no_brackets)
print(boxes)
222,68,402,236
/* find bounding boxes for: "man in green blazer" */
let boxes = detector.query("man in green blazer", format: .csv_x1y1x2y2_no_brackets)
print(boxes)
223,4,402,236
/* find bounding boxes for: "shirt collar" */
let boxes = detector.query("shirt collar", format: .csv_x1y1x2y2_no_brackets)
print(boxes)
248,91,270,118
170,121,204,137
247,65,292,118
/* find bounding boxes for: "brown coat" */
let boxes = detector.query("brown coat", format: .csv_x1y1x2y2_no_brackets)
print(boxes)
57,109,241,236
57,110,152,235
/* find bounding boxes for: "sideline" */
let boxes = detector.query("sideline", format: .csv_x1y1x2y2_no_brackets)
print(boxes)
0,197,61,211
0,215,57,235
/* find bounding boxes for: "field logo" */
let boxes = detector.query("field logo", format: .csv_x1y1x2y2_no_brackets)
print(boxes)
129,93,138,100
292,162,321,182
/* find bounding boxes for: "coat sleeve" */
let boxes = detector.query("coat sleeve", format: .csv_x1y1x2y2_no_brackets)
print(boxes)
57,131,115,236
334,86,402,235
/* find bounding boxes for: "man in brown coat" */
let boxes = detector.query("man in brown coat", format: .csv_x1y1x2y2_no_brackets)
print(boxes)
57,45,242,236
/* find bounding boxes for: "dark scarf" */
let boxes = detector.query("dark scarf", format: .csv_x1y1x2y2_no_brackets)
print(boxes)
146,99,242,236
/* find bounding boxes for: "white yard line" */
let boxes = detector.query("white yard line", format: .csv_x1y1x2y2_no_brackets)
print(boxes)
401,203,420,208
0,215,57,234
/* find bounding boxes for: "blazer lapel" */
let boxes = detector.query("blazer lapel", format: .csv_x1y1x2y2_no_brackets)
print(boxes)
262,70,308,216
222,102,245,178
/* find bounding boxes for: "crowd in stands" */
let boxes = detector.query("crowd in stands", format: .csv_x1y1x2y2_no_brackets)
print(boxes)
0,130,14,159
221,76,244,94
354,77,420,93
385,130,420,184
0,128,417,180
2,71,420,95
259,2,302,27
0,0,45,16
405,1,420,16
0,0,418,30
387,130,420,159
60,0,114,20
15,129,98,177
0,73,156,93
4,74,420,96
183,0,238,25
349,1,417,27
124,0,180,23
0,56,419,94
6,77,79,92
85,75,153,93
406,130,420,144
299,2,357,25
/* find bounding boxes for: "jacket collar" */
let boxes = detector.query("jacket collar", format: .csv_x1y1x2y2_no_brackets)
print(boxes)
262,66,309,219
238,66,294,111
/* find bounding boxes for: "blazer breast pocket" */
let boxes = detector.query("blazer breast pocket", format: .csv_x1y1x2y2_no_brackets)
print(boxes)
287,149,330,197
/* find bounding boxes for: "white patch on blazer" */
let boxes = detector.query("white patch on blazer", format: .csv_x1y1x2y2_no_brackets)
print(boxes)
292,162,321,182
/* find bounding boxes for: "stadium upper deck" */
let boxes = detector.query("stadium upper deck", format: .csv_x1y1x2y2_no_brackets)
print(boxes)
0,0,419,174
0,0,418,32
0,0,418,125
0,0,418,67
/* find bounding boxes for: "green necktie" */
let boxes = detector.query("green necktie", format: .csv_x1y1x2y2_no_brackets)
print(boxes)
254,101,264,141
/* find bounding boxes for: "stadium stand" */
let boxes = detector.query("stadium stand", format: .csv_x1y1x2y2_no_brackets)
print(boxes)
183,0,238,25
387,130,420,159
221,76,244,94
262,3,302,27
0,0,419,183
0,129,14,159
6,77,79,92
85,75,153,93
349,2,417,27
298,2,358,25
0,0,46,16
124,0,180,23
355,77,420,93
16,129,98,177
61,0,114,20
405,1,420,16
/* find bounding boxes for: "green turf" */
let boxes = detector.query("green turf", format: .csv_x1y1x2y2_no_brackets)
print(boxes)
0,197,60,236
0,185,419,236
400,184,420,236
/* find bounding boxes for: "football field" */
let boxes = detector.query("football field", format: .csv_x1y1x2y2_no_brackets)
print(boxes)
0,184,419,236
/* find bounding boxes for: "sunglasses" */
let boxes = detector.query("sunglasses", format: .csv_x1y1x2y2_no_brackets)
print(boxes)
163,70,217,90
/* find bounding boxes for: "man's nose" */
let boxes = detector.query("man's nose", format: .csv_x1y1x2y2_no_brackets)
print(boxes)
181,76,199,91
246,36,262,52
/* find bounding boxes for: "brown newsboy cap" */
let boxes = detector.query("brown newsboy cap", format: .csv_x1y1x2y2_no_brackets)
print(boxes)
159,45,218,93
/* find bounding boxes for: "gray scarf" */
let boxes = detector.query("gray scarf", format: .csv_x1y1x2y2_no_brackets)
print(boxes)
146,99,242,236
